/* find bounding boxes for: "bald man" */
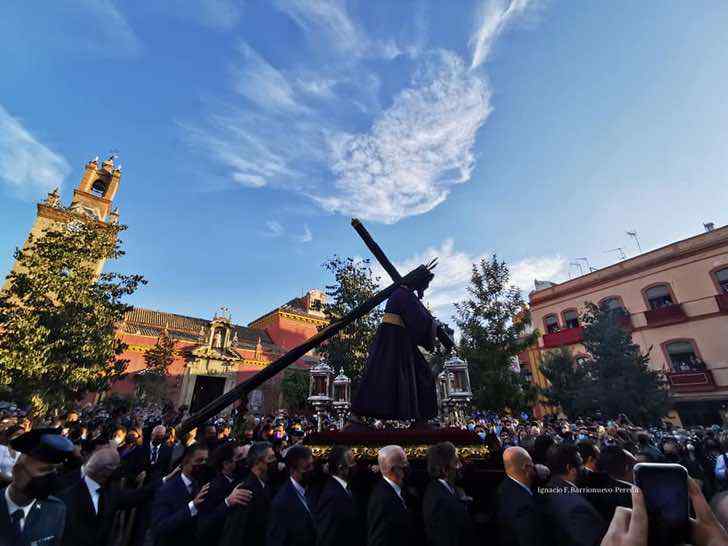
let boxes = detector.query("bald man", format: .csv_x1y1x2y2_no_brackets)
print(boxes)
58,447,161,546
367,446,415,546
495,447,541,546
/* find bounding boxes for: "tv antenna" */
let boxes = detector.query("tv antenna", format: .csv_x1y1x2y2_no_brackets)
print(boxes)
576,257,597,273
569,262,584,277
626,230,641,252
606,247,627,260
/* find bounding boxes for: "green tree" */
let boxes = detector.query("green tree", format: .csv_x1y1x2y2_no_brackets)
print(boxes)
539,346,590,417
579,302,669,424
134,327,176,403
317,256,383,386
454,255,538,412
280,369,309,412
0,220,145,416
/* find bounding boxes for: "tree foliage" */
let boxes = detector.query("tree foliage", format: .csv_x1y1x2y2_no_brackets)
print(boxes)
454,255,538,412
0,220,145,416
538,302,669,424
280,369,309,412
317,256,383,387
134,328,177,403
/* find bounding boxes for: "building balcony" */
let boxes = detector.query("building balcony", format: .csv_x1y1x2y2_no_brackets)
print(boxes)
644,304,687,327
716,294,728,313
542,326,584,349
666,369,716,393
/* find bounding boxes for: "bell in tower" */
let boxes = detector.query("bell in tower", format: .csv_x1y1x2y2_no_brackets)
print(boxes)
68,154,122,222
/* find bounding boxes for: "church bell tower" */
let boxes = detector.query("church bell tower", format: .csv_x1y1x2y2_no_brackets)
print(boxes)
3,155,122,289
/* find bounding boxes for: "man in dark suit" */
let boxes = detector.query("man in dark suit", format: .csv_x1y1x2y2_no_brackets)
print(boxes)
577,445,634,522
58,446,162,546
267,444,317,546
496,446,541,546
219,441,276,546
542,444,606,546
422,442,474,546
367,445,415,546
151,443,211,546
0,428,74,546
130,425,173,483
315,446,364,546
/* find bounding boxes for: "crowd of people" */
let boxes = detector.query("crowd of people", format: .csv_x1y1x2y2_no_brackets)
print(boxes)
3,402,728,546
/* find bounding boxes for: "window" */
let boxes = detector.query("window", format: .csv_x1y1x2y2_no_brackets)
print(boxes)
562,309,579,329
311,299,322,311
544,314,559,334
665,341,703,372
645,284,674,310
601,296,627,316
91,179,107,197
716,267,728,295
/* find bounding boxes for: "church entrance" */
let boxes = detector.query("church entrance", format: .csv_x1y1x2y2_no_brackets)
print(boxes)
190,375,226,413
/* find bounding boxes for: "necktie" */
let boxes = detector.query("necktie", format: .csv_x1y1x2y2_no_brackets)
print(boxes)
345,485,353,498
151,446,159,465
296,488,310,513
10,509,23,536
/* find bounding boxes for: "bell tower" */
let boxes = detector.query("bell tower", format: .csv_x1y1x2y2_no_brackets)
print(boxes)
2,154,122,290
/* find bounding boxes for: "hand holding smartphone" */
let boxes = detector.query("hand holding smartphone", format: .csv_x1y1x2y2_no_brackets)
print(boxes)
633,463,689,546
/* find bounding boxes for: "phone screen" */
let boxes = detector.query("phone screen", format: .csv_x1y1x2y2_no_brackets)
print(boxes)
634,463,689,546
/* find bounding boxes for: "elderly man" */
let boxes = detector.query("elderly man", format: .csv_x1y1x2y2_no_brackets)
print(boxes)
58,446,160,546
422,442,474,546
367,445,415,546
0,428,74,546
496,446,540,546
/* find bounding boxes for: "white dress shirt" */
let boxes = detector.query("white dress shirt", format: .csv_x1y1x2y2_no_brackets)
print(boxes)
383,476,406,505
83,475,103,514
5,487,36,532
507,475,533,496
180,473,198,516
291,477,310,512
332,475,350,494
438,478,455,496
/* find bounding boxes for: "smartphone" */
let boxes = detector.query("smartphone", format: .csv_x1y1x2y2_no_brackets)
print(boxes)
633,463,690,546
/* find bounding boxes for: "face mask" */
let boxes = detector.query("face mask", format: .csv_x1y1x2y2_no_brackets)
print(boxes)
26,472,58,500
299,469,315,486
478,432,486,441
190,464,207,481
467,424,475,432
577,434,588,442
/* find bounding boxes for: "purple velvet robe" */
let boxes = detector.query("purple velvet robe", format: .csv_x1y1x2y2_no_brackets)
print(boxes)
352,286,438,420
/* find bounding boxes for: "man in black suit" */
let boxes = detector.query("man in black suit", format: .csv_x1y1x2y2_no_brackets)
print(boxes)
496,446,541,546
131,425,173,483
151,443,211,546
0,428,74,546
577,445,634,522
315,446,364,546
267,444,317,546
422,442,474,546
367,445,415,546
542,444,606,546
219,441,276,546
58,446,160,546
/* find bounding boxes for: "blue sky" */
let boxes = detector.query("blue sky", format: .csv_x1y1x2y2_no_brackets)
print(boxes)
1,1,727,327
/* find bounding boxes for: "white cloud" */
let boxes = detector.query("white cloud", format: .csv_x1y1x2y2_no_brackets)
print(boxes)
372,238,567,322
293,224,313,243
470,0,533,69
314,51,491,224
197,0,244,30
0,104,70,199
76,0,143,57
262,220,284,238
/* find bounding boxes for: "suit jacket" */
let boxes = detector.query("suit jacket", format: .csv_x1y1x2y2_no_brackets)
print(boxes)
542,477,606,546
495,476,541,546
129,443,173,483
151,474,199,546
366,479,415,546
218,474,271,546
267,478,317,546
315,477,364,546
196,473,239,544
57,476,158,546
0,487,66,546
422,480,474,546
577,470,632,522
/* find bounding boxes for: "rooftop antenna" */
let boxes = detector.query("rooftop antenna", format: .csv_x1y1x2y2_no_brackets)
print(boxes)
704,222,715,233
570,261,584,277
576,257,596,273
626,230,642,252
606,247,627,260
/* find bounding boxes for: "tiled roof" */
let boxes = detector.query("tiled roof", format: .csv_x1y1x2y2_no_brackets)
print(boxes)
122,307,273,346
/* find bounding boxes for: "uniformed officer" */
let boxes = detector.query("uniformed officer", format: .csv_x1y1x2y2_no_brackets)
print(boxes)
0,428,74,546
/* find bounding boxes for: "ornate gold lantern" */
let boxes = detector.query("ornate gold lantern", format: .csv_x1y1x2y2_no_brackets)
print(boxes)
443,355,472,428
332,368,351,430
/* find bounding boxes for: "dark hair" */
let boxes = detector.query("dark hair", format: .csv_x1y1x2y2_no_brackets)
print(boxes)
598,446,630,477
327,446,351,476
182,442,208,463
533,434,555,465
285,444,312,470
576,440,599,462
547,444,581,476
210,442,236,472
247,441,272,467
427,442,457,479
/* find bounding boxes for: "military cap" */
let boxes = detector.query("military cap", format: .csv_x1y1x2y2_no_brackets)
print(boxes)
9,428,75,464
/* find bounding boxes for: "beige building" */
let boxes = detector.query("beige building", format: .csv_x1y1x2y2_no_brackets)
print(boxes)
529,224,728,425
